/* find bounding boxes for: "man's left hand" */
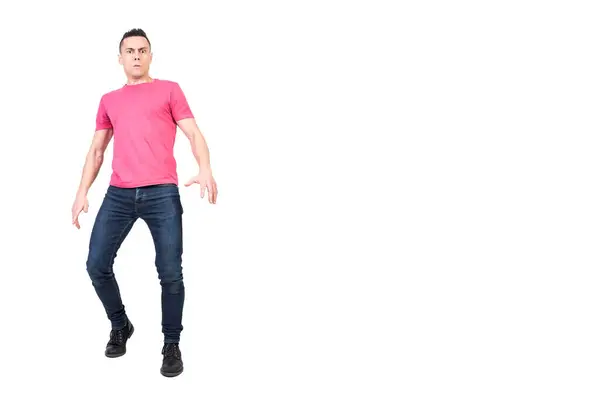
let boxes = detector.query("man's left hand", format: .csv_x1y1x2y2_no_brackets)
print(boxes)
184,170,218,204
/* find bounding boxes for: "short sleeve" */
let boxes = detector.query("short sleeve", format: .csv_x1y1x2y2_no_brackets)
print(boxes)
95,96,113,131
169,82,194,122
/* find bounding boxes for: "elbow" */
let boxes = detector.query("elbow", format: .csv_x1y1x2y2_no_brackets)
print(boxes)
182,123,203,140
89,147,104,165
186,129,199,141
190,129,205,143
95,152,104,165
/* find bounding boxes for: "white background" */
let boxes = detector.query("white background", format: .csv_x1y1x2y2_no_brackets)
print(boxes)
0,0,598,398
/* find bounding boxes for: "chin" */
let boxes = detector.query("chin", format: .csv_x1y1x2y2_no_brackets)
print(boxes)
129,70,145,78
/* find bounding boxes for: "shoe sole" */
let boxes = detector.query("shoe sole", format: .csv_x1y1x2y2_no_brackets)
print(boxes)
105,324,135,358
160,367,184,378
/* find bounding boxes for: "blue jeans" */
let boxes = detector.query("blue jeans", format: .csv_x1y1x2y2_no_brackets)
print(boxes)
86,183,185,343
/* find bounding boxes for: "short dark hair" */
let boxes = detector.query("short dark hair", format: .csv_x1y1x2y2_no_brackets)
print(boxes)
119,28,151,53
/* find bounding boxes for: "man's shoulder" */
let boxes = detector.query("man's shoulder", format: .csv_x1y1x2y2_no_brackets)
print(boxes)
99,86,126,101
154,78,182,89
155,78,177,84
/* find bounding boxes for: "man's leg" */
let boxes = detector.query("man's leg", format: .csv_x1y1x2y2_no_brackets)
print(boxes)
137,184,184,376
138,184,185,342
86,186,137,355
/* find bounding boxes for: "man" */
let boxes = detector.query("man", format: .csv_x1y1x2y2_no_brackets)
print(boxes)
71,28,217,378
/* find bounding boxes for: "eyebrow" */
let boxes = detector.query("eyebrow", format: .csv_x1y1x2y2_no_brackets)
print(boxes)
124,47,149,51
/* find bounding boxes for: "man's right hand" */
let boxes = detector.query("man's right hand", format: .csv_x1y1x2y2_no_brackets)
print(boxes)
72,193,89,229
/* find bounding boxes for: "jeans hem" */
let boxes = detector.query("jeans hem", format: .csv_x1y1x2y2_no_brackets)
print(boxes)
111,318,128,330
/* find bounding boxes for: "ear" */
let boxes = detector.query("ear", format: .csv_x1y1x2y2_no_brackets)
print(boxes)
118,53,123,65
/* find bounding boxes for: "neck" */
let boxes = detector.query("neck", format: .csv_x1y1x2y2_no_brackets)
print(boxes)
126,75,153,85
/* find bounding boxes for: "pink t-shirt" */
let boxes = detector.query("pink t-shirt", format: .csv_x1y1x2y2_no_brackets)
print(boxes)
95,78,194,188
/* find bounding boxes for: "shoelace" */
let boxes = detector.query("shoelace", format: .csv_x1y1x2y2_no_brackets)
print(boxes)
108,328,125,345
163,344,181,359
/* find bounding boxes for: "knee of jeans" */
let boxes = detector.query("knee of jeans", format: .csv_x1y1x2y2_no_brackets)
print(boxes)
86,256,112,281
159,270,184,293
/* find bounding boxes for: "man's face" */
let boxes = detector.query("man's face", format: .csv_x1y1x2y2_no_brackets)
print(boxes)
119,36,152,78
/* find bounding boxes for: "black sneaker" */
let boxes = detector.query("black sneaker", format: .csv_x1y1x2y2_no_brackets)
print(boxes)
160,343,184,377
105,319,134,358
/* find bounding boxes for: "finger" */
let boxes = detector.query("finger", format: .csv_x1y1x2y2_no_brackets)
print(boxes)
74,217,80,229
210,184,217,203
72,209,80,223
83,203,89,213
200,184,206,198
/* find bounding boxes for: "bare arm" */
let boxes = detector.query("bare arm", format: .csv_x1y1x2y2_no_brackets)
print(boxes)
72,128,113,228
176,118,212,173
177,118,217,204
77,128,113,196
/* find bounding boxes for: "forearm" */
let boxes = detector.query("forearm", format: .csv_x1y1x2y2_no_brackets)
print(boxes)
77,148,104,196
189,132,212,172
